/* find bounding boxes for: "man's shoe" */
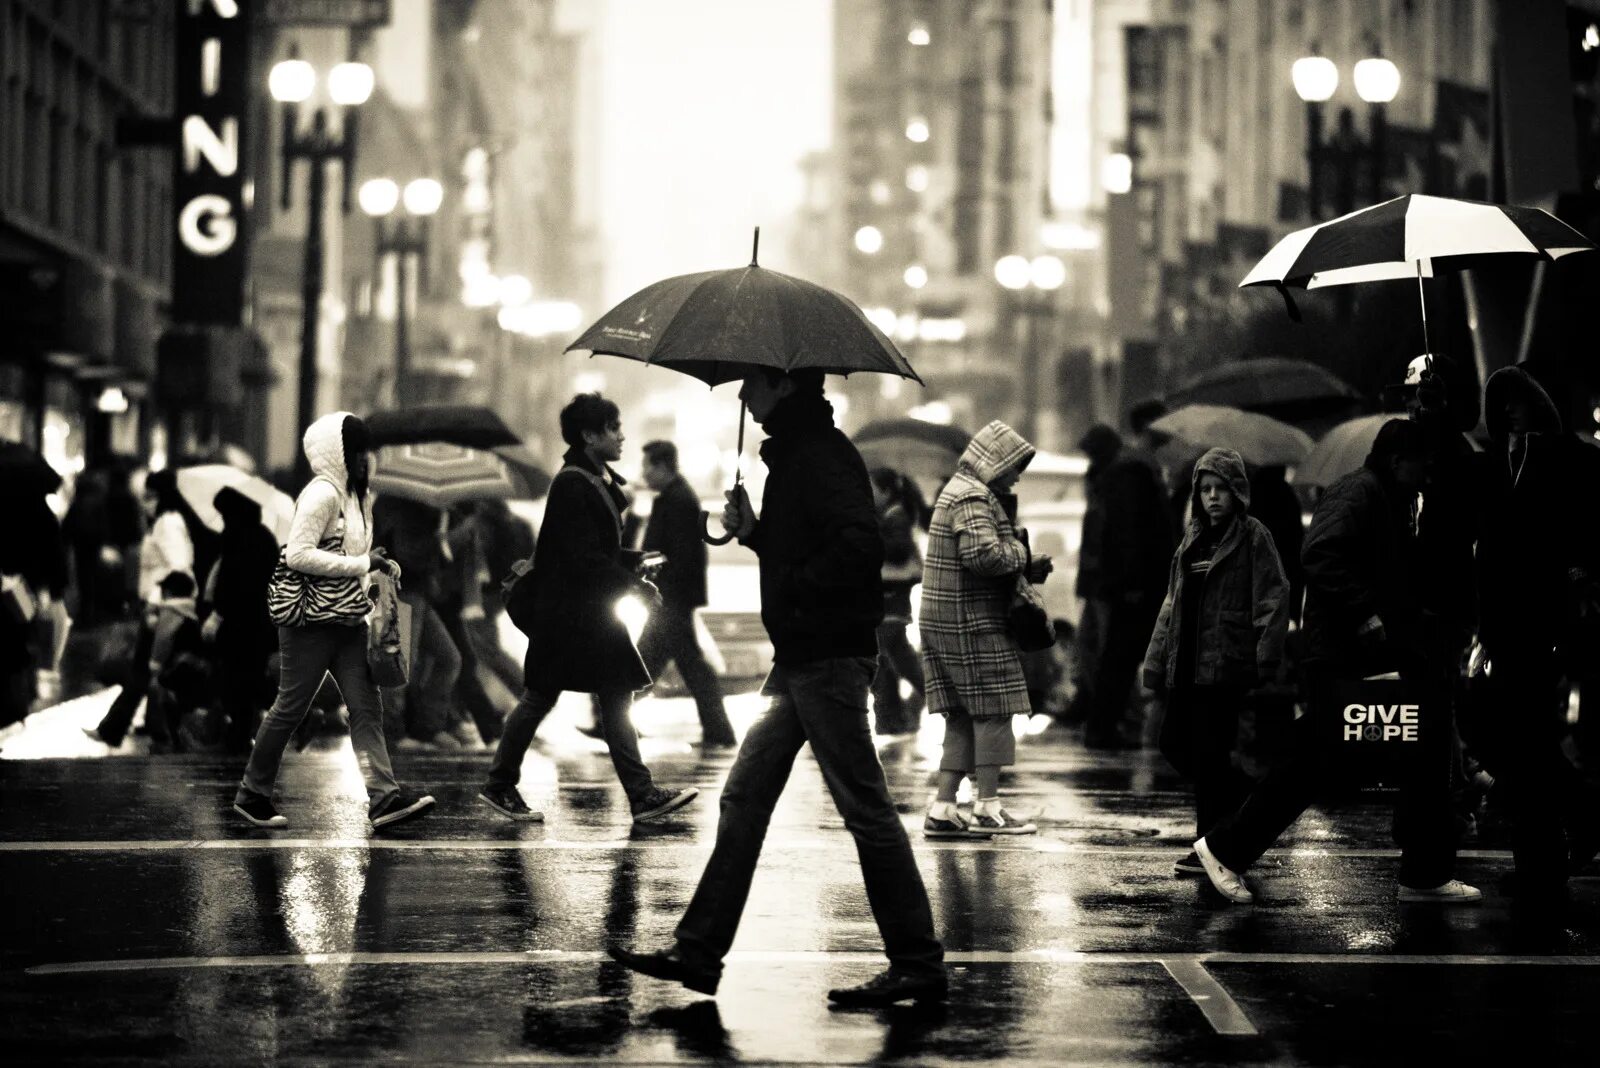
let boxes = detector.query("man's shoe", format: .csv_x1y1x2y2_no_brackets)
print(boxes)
969,808,1037,835
607,944,719,995
1194,837,1254,904
234,793,288,828
82,726,121,748
478,785,544,822
1398,879,1483,904
576,721,606,740
923,812,984,840
369,791,436,831
827,969,948,1007
1173,850,1205,876
632,786,699,824
698,732,738,750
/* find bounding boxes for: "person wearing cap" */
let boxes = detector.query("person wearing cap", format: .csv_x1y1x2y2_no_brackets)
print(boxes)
1191,419,1481,906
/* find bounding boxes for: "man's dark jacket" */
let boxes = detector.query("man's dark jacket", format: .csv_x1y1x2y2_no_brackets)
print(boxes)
643,474,708,609
513,447,650,693
1077,452,1174,600
741,392,883,665
209,488,279,652
1299,459,1422,675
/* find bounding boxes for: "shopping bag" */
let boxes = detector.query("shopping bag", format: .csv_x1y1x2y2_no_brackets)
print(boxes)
1307,672,1429,781
366,571,408,688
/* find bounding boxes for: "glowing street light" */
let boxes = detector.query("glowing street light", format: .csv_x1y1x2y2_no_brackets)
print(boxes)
1292,55,1339,103
267,58,315,103
905,116,930,143
993,254,1031,291
326,61,374,106
904,265,928,290
854,225,884,255
402,177,444,216
1353,57,1400,104
358,177,399,217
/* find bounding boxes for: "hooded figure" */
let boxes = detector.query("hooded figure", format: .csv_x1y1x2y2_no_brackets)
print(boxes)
1142,448,1289,693
920,420,1038,722
206,487,281,752
284,410,377,581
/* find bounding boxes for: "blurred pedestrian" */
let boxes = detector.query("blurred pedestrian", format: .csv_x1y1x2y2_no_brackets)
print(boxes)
201,487,280,753
1,470,68,730
62,467,113,626
86,468,194,748
233,412,434,832
637,439,736,748
1193,420,1480,905
439,506,506,744
919,421,1052,837
481,394,697,824
1076,424,1175,748
1475,366,1600,906
144,570,206,751
455,499,529,698
870,466,927,737
1142,448,1289,874
609,369,946,1007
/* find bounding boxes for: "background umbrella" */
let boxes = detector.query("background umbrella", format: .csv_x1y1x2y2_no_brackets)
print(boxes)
852,418,971,486
371,442,524,508
1240,194,1596,353
1163,357,1360,422
1,440,62,494
364,405,522,450
566,228,922,542
493,443,553,499
1294,413,1483,488
175,465,295,543
1150,404,1314,467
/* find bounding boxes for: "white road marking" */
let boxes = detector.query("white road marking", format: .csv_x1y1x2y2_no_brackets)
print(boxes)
1162,959,1258,1035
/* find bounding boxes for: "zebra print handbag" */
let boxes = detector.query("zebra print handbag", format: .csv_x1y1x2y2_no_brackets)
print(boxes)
266,534,371,627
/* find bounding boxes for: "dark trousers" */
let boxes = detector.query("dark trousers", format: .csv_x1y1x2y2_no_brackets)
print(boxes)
674,657,944,981
1086,595,1161,740
465,610,523,695
219,636,274,752
441,607,503,742
1158,684,1254,839
1205,666,1458,888
639,604,733,740
96,619,154,745
871,620,925,734
488,686,655,805
1488,651,1577,894
399,593,459,741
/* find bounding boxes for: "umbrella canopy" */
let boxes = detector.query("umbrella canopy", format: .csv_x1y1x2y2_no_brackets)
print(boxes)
566,253,920,387
852,418,972,484
1294,414,1485,487
175,465,295,542
1,440,62,494
1241,194,1595,291
1150,404,1314,468
1164,357,1361,421
364,405,522,450
371,442,524,508
492,443,553,499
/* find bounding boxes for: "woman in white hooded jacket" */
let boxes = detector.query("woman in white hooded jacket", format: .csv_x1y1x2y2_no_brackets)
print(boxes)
233,412,434,832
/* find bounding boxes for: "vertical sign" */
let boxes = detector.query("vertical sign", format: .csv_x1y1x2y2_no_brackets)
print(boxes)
173,0,250,324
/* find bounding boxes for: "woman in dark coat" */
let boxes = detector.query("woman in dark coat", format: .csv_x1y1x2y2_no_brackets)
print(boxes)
1,469,68,730
479,393,698,826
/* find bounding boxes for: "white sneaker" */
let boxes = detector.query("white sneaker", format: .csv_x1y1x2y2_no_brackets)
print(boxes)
1194,837,1254,904
1398,879,1483,904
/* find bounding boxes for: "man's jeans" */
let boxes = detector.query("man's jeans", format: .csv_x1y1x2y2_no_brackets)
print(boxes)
674,657,944,980
638,604,734,740
488,686,655,806
236,624,400,812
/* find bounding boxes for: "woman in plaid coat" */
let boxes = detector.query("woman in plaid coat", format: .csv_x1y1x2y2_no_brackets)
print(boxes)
920,421,1054,838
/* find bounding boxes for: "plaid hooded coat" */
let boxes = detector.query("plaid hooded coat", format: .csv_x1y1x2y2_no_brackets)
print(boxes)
919,421,1036,719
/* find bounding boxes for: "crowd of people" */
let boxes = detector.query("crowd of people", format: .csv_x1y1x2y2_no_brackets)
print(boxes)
4,350,1598,1003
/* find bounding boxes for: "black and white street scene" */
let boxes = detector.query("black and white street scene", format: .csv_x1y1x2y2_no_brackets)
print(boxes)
7,1,1600,1064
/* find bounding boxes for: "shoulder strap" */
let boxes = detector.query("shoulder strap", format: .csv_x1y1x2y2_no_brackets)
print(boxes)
558,465,623,536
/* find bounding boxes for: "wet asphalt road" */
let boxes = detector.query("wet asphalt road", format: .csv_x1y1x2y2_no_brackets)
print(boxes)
3,689,1599,1066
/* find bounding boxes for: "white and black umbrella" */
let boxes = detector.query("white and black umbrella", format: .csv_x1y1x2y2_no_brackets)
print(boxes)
1241,194,1594,351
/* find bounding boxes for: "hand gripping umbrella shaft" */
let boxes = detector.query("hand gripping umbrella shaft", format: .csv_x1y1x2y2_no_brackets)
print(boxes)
701,401,747,546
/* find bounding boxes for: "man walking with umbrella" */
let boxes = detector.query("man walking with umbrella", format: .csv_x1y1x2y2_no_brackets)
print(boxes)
609,368,947,1007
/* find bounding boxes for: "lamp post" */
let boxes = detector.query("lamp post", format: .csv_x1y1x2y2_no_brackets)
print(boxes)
1293,49,1399,220
359,177,442,407
995,254,1065,443
270,52,372,476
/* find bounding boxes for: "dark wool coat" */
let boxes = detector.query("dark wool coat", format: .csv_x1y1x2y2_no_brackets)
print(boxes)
1142,449,1289,690
642,474,708,610
1477,366,1600,660
1076,448,1174,600
517,448,650,694
920,421,1035,719
740,392,883,665
1298,456,1423,674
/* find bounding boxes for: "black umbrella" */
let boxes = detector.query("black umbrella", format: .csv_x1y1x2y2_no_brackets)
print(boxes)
364,405,522,450
0,440,62,494
567,229,922,542
1164,357,1361,422
852,418,972,485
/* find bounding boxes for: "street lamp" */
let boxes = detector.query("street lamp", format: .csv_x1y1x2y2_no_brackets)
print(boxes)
271,49,372,476
995,254,1065,442
360,176,441,406
1294,48,1399,219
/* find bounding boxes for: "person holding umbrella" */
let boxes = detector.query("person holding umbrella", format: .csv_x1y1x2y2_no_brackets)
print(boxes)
609,368,947,1007
480,393,698,825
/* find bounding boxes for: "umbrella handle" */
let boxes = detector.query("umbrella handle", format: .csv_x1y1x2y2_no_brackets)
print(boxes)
701,399,749,546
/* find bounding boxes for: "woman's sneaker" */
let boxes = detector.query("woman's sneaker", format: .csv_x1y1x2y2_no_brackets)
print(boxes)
1194,837,1254,904
369,791,436,831
969,808,1037,835
1397,879,1483,903
631,787,699,824
234,793,288,828
478,785,544,822
1174,850,1205,876
922,811,972,839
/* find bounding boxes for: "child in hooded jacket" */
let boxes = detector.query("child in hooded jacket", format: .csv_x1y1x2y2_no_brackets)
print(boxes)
1142,447,1289,876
